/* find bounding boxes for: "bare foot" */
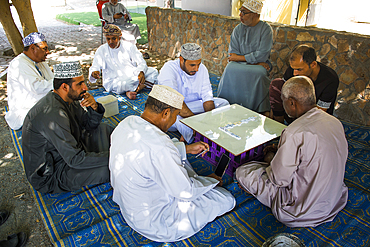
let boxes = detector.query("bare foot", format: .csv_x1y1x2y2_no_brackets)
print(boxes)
238,183,250,194
126,91,137,100
207,173,223,186
264,151,275,164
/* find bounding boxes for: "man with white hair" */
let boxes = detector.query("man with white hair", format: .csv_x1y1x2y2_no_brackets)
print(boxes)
89,24,157,100
217,0,273,114
236,76,348,228
110,85,235,242
5,32,54,130
158,43,229,143
23,61,113,194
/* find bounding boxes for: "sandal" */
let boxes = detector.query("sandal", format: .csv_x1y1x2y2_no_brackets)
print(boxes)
0,232,27,247
0,211,9,226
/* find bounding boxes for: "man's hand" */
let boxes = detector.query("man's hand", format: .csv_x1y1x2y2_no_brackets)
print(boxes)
254,62,270,71
138,71,145,85
180,102,195,118
124,14,129,20
91,71,100,79
203,100,215,112
80,92,98,111
263,144,277,164
186,141,209,155
263,144,277,155
134,72,146,93
228,53,246,62
113,13,123,19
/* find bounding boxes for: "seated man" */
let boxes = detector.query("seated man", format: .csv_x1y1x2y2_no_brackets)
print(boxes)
89,24,157,100
217,0,273,114
270,44,339,123
158,43,229,143
236,76,348,227
22,61,114,194
102,0,141,44
5,32,54,130
110,85,235,242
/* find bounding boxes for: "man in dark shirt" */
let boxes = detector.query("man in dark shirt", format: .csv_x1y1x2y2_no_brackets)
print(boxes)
269,44,339,123
22,61,114,194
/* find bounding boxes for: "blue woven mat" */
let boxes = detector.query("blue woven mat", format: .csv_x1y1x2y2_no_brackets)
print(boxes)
6,73,370,246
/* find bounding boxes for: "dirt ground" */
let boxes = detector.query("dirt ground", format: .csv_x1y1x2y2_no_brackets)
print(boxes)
0,44,170,246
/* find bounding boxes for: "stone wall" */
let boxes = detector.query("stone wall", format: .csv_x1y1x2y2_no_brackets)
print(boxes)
146,7,370,125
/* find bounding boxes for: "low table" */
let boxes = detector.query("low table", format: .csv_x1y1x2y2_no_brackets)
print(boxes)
180,104,286,176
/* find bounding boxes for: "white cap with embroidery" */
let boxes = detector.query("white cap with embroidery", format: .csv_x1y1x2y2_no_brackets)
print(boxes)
149,85,184,110
242,0,264,14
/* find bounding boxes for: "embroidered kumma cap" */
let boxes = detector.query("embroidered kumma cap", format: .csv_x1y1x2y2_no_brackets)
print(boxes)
149,85,184,110
180,43,202,61
23,32,46,47
103,24,122,36
53,61,83,79
242,0,264,14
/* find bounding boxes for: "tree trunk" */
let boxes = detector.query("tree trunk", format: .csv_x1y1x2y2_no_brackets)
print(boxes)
12,0,38,37
0,0,23,55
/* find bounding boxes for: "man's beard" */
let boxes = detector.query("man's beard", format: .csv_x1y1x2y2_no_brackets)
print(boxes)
109,40,120,49
181,61,196,76
68,90,86,101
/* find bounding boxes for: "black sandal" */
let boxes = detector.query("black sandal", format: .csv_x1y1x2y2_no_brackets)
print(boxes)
0,232,27,247
0,211,9,226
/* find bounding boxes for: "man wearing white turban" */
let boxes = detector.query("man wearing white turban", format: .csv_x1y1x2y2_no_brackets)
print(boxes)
158,43,229,143
110,85,235,242
217,0,273,115
22,61,113,194
5,32,54,130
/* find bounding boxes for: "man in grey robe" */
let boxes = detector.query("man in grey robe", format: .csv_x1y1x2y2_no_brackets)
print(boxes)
22,61,114,194
217,0,273,114
236,76,348,227
102,0,141,44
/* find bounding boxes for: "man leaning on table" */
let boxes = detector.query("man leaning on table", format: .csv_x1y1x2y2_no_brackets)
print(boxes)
236,76,348,227
109,84,235,242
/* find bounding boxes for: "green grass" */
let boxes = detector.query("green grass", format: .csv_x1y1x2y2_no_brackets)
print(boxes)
56,11,148,44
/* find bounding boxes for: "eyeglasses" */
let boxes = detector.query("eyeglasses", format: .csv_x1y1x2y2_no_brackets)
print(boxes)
239,8,254,15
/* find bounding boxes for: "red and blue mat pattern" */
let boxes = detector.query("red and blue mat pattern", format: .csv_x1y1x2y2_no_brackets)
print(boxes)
6,74,370,246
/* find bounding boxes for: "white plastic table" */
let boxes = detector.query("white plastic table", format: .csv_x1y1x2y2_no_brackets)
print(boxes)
180,104,286,175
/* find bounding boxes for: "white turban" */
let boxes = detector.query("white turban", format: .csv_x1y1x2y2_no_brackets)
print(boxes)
242,0,264,14
180,43,202,60
149,85,184,109
53,61,83,79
